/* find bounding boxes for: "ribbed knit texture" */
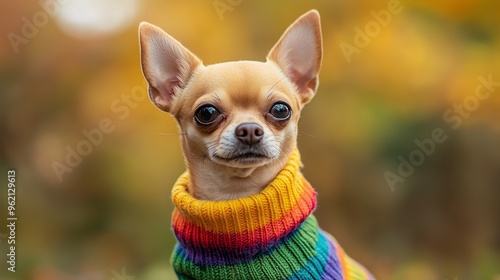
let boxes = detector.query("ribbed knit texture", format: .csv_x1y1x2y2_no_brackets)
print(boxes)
171,148,375,280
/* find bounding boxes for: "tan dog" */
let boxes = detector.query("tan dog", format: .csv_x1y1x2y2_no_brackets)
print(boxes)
139,10,374,279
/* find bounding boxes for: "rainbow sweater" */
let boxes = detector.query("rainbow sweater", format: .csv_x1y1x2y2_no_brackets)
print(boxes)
170,149,375,279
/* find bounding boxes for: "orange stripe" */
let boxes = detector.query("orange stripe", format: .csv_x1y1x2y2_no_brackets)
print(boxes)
333,238,350,280
171,192,315,249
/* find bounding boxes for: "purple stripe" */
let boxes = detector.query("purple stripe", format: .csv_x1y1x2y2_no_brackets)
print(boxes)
319,230,344,280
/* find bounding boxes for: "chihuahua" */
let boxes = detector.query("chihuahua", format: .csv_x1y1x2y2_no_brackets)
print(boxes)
140,10,374,280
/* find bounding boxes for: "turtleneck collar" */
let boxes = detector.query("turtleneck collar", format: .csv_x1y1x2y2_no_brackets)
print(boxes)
171,148,317,257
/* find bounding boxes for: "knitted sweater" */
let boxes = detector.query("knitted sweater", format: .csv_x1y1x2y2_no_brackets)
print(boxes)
171,148,375,280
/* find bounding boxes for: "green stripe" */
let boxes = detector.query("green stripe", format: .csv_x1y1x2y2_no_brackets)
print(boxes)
288,230,332,279
172,216,322,280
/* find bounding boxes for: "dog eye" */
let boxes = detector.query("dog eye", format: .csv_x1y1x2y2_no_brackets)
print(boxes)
195,105,220,125
269,102,291,120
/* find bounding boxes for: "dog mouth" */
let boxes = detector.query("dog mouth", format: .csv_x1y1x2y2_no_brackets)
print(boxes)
213,151,271,164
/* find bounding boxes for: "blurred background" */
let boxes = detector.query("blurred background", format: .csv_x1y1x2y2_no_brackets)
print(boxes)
1,0,500,279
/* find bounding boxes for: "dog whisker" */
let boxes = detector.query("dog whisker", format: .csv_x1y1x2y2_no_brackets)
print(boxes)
298,131,316,138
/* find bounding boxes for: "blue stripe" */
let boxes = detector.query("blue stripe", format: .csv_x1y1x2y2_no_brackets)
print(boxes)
287,230,343,280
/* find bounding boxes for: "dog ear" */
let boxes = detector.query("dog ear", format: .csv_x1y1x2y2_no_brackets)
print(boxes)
267,10,323,105
139,22,202,112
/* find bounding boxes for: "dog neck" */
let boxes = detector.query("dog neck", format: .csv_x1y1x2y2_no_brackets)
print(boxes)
185,154,290,201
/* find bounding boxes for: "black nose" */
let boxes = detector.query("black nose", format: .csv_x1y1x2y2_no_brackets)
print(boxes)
235,123,264,145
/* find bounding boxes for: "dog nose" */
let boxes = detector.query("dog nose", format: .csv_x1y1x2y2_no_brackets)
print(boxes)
235,123,264,145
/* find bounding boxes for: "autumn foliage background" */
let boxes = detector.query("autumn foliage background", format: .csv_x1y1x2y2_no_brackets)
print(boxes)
1,0,500,279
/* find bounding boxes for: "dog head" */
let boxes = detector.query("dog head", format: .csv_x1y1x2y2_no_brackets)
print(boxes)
139,10,322,200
